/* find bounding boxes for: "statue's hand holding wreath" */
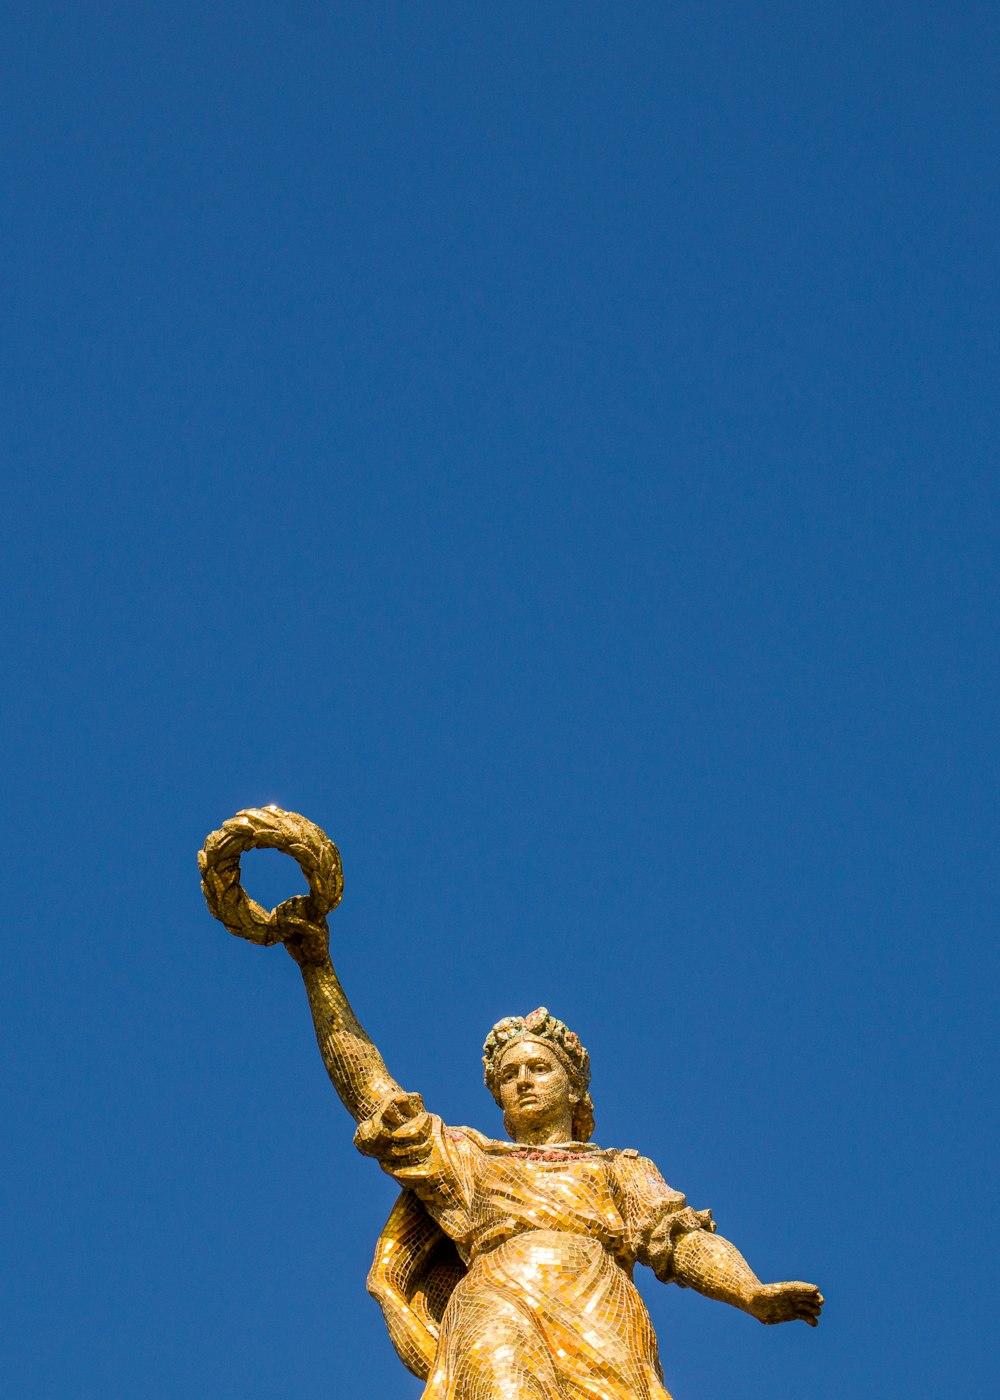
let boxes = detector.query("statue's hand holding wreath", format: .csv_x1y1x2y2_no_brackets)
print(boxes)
274,898,330,967
198,806,342,967
201,806,402,1125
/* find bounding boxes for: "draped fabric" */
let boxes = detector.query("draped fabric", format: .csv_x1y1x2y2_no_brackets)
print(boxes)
356,1102,714,1400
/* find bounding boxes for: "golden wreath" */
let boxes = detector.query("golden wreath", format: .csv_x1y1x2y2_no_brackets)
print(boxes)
198,805,343,945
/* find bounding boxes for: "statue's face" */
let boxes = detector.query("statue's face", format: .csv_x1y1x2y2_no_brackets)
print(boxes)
497,1039,573,1139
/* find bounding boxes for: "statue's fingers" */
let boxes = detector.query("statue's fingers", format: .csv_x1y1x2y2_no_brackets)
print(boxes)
801,1313,819,1326
399,1092,425,1119
390,1094,420,1123
383,1091,423,1129
355,1119,377,1149
387,1138,431,1165
381,1103,404,1129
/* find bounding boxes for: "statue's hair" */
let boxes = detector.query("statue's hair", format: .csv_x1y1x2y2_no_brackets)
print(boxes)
483,1007,595,1142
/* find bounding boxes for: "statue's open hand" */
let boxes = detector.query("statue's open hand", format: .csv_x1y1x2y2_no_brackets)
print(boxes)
749,1281,824,1327
275,896,330,967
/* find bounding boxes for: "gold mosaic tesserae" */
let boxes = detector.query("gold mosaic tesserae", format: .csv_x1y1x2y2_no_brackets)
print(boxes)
199,807,823,1399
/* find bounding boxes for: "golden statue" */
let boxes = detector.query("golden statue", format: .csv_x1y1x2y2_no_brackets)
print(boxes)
199,807,823,1400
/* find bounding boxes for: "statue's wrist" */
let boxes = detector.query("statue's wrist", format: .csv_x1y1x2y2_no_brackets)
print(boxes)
743,1284,767,1317
295,949,334,977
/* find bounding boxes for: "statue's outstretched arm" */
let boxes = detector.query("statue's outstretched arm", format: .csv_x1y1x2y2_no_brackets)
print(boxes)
283,918,403,1124
672,1230,824,1327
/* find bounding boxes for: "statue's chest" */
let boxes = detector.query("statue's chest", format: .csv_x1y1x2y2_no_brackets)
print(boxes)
475,1155,623,1238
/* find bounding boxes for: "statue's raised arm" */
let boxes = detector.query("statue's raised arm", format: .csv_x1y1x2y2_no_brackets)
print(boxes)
198,807,401,1122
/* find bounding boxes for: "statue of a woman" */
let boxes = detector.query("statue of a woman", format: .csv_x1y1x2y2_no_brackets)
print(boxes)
200,810,822,1400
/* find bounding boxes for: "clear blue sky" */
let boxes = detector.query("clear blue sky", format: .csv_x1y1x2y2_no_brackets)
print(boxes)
2,4,997,1397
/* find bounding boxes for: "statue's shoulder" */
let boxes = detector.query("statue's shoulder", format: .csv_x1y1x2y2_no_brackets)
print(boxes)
607,1146,669,1180
611,1146,669,1171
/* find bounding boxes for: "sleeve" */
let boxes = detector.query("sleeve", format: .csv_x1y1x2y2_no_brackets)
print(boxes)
353,1092,478,1241
614,1152,716,1284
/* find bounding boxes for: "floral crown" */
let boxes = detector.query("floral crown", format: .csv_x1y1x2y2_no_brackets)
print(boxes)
482,1007,591,1100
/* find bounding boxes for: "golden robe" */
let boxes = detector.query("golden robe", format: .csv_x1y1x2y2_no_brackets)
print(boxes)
356,1102,714,1400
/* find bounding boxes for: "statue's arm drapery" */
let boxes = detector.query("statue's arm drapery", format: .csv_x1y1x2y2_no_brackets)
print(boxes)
617,1153,819,1323
615,1153,715,1279
354,1101,477,1247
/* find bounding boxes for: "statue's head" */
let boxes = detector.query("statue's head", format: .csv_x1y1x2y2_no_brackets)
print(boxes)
483,1007,595,1142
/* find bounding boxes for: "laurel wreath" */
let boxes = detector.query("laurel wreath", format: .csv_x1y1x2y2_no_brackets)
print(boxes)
197,806,343,945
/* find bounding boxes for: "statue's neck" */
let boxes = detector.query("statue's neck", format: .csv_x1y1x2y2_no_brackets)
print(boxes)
511,1115,575,1146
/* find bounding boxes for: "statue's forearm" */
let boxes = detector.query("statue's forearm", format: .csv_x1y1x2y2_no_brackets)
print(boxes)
299,957,401,1122
672,1230,762,1313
